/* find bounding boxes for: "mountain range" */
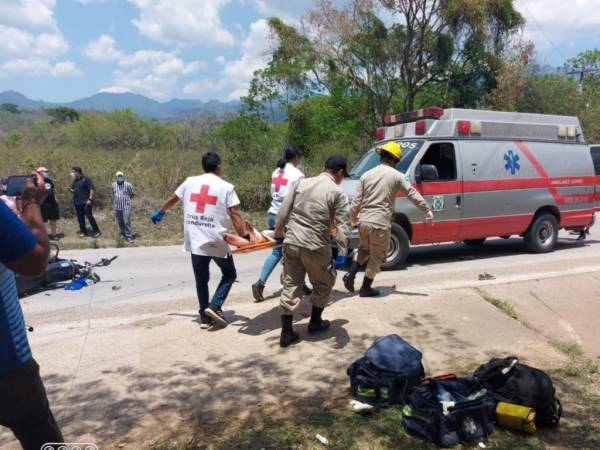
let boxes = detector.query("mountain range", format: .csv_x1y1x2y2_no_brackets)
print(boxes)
0,90,244,121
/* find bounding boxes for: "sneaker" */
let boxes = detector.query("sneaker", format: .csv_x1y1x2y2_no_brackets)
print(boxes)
343,273,355,293
200,317,213,329
79,232,87,238
205,305,228,327
92,231,102,238
359,286,380,297
252,281,265,302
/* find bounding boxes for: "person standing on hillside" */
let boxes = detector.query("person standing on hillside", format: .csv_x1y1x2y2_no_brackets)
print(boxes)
151,152,250,329
37,167,61,240
343,142,434,297
251,145,312,302
69,166,101,238
0,172,64,449
275,155,351,348
111,171,135,242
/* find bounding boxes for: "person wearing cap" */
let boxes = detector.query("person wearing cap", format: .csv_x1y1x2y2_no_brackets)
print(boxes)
111,171,136,242
274,155,351,347
343,141,434,297
37,167,61,240
69,166,101,238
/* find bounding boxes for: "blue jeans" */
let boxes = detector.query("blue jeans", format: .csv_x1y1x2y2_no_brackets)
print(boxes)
191,254,237,320
258,213,283,283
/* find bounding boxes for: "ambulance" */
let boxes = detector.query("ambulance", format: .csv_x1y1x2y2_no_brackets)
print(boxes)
343,107,598,269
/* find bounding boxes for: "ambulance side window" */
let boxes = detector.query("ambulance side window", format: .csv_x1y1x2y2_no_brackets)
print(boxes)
591,146,600,175
419,143,457,181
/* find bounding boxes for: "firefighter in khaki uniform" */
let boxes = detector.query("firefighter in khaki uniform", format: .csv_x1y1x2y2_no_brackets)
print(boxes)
343,141,434,297
274,155,351,348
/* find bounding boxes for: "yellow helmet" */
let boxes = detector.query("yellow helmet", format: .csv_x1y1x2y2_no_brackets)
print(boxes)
376,141,402,160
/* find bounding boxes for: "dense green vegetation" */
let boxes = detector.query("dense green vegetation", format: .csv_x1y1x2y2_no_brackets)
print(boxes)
2,0,600,236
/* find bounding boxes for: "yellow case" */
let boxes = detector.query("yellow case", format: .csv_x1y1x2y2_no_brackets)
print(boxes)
496,401,537,434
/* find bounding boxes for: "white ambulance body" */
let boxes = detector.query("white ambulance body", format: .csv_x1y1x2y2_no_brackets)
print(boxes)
343,107,598,269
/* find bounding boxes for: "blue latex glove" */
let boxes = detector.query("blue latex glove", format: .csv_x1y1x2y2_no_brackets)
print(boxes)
334,254,346,269
151,209,165,224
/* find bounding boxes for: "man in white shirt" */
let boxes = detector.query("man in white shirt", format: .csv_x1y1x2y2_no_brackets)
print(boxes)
151,152,248,328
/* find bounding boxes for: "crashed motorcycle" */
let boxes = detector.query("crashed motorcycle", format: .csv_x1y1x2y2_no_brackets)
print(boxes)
16,244,118,297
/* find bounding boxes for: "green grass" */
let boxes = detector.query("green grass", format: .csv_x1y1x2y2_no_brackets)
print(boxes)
475,288,519,320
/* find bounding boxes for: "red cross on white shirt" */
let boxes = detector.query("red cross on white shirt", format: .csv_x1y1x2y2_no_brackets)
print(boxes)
272,170,288,193
190,185,218,213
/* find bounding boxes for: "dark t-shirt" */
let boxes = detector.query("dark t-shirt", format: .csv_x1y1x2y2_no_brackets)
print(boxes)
42,177,57,205
72,176,94,206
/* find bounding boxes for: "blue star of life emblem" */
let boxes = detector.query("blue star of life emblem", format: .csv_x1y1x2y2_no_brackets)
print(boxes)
504,150,520,175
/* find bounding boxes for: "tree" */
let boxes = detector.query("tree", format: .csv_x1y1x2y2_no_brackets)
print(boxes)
47,107,80,124
4,131,22,149
1,103,20,114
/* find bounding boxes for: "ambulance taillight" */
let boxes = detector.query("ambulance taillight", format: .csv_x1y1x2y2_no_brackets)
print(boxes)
457,120,470,135
374,127,385,141
415,120,426,135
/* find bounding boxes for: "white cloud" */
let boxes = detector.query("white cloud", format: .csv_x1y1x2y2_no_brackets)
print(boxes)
215,55,225,64
98,86,131,94
50,61,83,77
183,79,225,95
83,34,123,62
83,35,206,98
78,0,110,3
518,0,600,52
221,18,272,100
0,58,51,77
128,0,235,47
0,0,58,30
0,0,70,77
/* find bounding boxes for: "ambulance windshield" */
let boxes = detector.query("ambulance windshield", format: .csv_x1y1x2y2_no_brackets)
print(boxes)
348,140,424,179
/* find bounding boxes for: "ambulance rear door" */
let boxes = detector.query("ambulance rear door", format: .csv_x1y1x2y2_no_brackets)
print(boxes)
411,141,463,243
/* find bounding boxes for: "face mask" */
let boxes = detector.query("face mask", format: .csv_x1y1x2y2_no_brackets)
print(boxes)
70,172,76,179
116,176,124,183
41,171,49,178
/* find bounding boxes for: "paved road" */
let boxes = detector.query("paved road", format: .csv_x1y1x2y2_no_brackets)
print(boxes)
2,229,599,448
22,229,600,317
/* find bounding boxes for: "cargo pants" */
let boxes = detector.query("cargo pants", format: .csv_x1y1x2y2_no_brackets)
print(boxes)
356,222,390,279
280,244,336,315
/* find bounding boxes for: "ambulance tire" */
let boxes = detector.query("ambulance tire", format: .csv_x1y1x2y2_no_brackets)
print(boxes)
382,223,410,270
524,213,559,253
464,238,486,246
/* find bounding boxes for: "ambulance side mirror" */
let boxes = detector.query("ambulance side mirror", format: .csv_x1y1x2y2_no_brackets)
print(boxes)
417,164,439,182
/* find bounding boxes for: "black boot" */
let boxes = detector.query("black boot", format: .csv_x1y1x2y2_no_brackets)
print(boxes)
343,261,360,293
302,283,312,296
359,277,380,297
252,280,265,302
307,306,330,334
280,315,300,347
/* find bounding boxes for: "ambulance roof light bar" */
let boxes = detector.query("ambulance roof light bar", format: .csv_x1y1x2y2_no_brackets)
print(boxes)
384,106,444,126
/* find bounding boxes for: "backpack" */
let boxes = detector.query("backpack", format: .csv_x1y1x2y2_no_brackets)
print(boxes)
402,377,496,448
347,334,424,407
473,356,562,428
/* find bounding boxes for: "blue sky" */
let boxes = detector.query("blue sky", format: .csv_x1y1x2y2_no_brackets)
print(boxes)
0,0,598,103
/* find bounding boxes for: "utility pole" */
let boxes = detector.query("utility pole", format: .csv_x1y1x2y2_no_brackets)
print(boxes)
565,67,600,93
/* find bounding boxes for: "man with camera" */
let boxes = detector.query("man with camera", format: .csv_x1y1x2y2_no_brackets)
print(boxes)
0,171,64,449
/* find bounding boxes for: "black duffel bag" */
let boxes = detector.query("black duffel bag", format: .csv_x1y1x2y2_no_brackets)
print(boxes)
347,334,424,407
402,377,496,447
473,356,562,428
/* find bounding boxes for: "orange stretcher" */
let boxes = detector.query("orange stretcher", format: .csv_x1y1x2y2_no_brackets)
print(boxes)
231,240,280,254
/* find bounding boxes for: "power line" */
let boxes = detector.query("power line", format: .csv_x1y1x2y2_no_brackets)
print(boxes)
517,0,568,62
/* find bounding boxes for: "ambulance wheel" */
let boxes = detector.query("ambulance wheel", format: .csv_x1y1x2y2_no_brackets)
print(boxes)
464,238,486,246
524,213,559,253
382,223,409,270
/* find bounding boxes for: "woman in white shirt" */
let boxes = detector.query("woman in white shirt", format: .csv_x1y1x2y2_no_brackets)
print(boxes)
252,145,308,302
